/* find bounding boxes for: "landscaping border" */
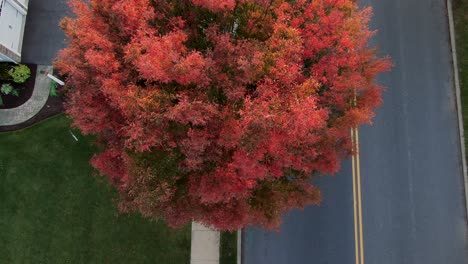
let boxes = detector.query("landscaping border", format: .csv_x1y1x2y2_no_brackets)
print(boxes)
0,95,63,132
0,65,64,132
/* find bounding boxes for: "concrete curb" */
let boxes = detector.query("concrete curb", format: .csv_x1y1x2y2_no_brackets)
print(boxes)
237,230,242,264
446,0,468,220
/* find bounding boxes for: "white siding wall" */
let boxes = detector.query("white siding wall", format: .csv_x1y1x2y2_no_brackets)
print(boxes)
0,0,27,61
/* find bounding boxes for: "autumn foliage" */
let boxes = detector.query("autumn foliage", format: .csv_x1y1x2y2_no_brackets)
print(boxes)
56,0,390,230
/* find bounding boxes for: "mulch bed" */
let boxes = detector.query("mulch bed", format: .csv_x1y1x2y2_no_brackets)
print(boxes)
0,63,66,132
0,63,38,109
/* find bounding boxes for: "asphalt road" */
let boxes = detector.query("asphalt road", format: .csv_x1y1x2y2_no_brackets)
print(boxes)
243,0,468,263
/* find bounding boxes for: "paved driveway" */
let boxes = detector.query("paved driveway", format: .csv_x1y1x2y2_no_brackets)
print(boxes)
21,0,70,65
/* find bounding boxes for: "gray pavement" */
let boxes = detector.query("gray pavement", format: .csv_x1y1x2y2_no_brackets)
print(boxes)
0,65,52,126
243,0,468,263
191,222,220,264
359,0,467,262
243,162,355,264
21,0,70,65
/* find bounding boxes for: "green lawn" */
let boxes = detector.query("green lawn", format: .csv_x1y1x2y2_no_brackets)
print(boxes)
0,115,190,263
220,232,238,264
454,0,468,151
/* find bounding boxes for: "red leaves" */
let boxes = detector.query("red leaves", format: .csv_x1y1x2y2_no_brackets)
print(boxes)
84,49,120,75
191,0,236,11
57,0,390,230
109,0,156,35
130,30,210,86
90,147,128,185
166,95,219,126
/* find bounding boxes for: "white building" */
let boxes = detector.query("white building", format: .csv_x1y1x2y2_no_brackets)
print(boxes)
0,0,28,63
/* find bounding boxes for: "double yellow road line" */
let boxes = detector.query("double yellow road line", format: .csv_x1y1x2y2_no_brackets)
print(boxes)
351,127,365,264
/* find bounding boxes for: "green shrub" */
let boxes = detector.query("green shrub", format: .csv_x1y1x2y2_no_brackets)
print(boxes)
1,83,19,96
0,83,19,106
8,64,31,83
50,81,58,97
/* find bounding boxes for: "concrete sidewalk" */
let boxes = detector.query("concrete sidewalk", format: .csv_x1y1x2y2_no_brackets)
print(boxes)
191,222,220,264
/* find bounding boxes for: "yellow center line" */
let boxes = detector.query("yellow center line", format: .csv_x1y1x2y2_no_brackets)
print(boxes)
351,92,364,264
355,127,364,264
351,128,360,264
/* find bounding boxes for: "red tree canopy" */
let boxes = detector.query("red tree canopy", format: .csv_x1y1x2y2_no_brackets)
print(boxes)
56,0,390,230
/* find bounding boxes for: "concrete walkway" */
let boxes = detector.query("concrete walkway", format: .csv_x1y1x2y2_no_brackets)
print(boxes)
191,222,220,264
0,65,52,126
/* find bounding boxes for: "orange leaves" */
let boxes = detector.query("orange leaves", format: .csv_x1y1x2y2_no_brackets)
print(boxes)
295,78,320,97
56,0,390,230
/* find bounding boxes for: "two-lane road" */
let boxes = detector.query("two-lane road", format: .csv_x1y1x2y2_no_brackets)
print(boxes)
243,0,468,263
